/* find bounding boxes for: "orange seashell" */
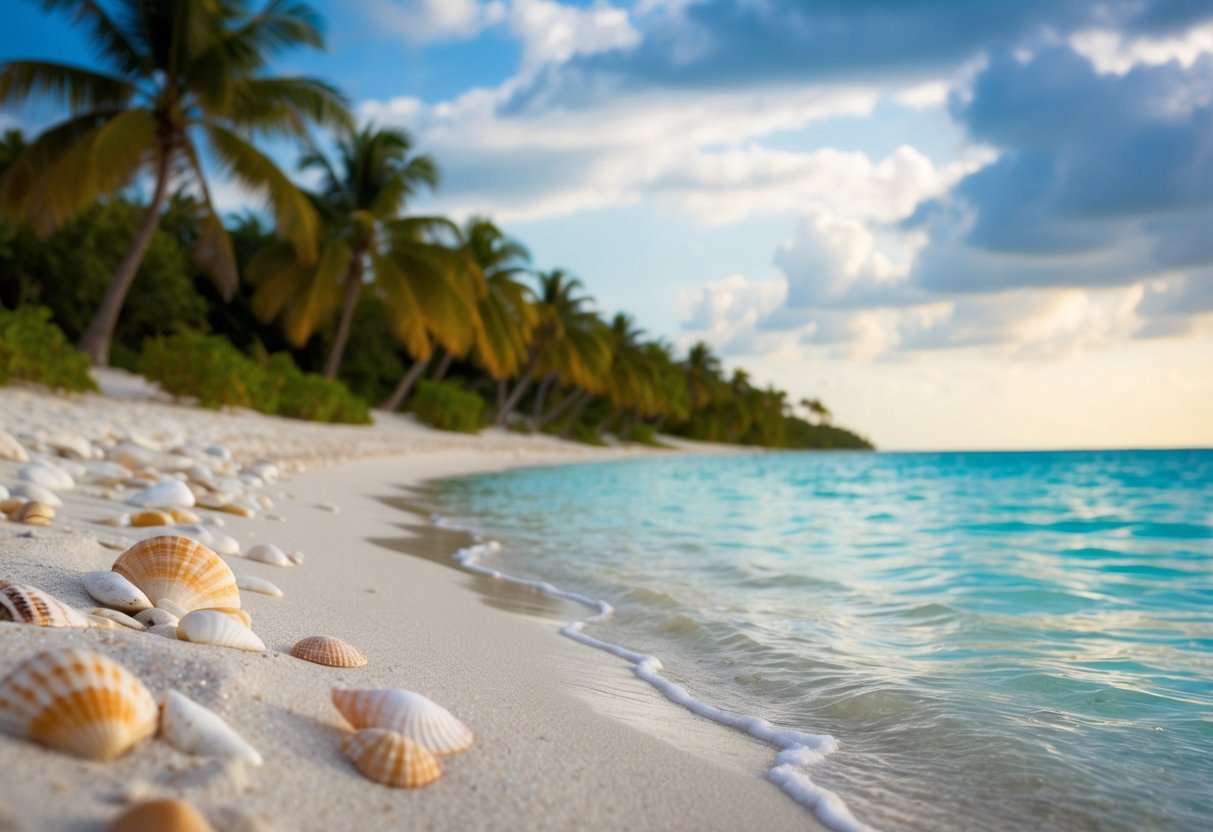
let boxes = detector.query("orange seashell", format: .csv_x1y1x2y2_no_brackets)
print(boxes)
0,580,94,628
14,500,54,526
107,798,215,832
291,636,367,668
341,728,443,788
111,536,240,614
167,507,201,524
130,510,173,527
0,648,158,760
332,689,473,755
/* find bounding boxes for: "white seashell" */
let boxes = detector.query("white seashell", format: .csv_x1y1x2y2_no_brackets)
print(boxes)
83,571,153,613
129,479,195,509
160,690,263,765
204,516,226,528
10,482,61,507
1,580,95,627
244,544,293,567
55,459,88,479
156,598,189,619
18,462,75,491
97,512,132,527
0,428,29,462
177,610,265,652
238,474,264,489
135,608,178,628
0,647,158,760
235,576,282,598
249,461,279,481
48,433,92,460
84,460,131,484
208,532,239,556
331,689,474,754
204,444,232,460
174,524,214,546
90,608,146,631
286,551,303,565
316,502,340,514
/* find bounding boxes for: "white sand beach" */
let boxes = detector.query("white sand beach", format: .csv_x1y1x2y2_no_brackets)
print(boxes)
0,373,817,831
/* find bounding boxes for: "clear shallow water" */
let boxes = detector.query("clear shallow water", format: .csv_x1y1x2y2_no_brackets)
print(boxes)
432,450,1213,831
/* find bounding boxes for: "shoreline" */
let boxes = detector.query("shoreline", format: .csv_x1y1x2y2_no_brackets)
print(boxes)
0,377,819,831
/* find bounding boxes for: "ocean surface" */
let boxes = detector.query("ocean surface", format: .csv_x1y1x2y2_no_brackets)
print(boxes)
430,450,1213,831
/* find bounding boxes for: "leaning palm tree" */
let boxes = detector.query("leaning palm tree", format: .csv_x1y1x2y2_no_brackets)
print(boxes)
0,0,349,365
463,217,536,383
250,126,476,382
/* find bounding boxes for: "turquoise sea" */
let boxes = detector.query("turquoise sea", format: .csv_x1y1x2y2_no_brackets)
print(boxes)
432,450,1213,831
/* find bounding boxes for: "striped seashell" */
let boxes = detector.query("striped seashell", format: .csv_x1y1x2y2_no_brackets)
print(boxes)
331,689,473,755
0,648,158,760
291,636,367,668
107,799,215,832
90,608,146,631
84,571,153,613
235,575,282,598
112,536,241,614
203,607,252,628
244,544,292,567
0,580,94,628
14,500,54,526
340,728,443,788
167,507,201,525
177,610,265,652
130,510,174,527
160,690,263,766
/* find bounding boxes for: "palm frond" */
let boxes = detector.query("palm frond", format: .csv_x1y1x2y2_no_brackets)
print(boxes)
181,138,238,297
39,0,146,75
370,249,431,358
226,76,351,137
230,0,325,63
0,61,138,113
250,238,349,346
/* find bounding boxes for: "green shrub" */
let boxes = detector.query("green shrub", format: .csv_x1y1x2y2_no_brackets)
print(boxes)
0,305,96,392
408,380,485,433
138,332,370,424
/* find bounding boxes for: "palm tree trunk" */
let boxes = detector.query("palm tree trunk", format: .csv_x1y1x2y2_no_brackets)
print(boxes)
323,254,364,379
538,387,586,428
78,148,173,366
430,350,454,381
559,394,593,439
493,360,536,426
530,374,555,427
379,355,431,412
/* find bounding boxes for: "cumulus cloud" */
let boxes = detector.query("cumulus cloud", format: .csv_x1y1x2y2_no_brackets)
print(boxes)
509,0,640,69
679,274,786,355
364,0,505,44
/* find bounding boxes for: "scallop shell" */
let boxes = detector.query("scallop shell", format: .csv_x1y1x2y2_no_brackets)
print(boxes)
177,610,265,652
160,690,263,765
340,728,443,788
331,689,473,754
14,500,54,525
244,544,292,567
0,580,94,627
112,536,241,613
83,571,153,613
0,647,158,760
235,576,282,598
204,607,252,628
291,636,367,668
18,462,74,491
107,799,215,832
130,510,174,527
90,608,146,631
128,479,195,509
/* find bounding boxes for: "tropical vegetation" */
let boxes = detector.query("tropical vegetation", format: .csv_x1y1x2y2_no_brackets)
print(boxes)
0,0,871,450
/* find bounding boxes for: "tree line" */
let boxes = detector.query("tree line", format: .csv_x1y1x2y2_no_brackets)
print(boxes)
0,0,871,450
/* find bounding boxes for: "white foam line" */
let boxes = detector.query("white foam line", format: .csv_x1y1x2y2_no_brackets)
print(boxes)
439,514,874,832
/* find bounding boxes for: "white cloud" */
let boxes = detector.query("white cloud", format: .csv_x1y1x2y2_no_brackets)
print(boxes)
1070,22,1213,75
364,0,505,45
679,274,786,355
510,0,640,69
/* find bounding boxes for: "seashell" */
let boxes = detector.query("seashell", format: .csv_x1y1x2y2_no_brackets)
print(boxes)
48,432,92,460
107,798,215,832
90,608,146,631
128,479,195,509
83,571,153,613
0,647,158,760
112,536,240,614
235,575,282,598
98,512,132,527
0,484,6,501
1,496,24,516
256,494,274,510
156,598,189,619
168,507,201,524
0,428,29,462
84,460,131,484
130,510,174,527
177,610,265,652
89,614,119,629
134,607,178,628
14,500,54,525
245,544,292,567
208,531,239,556
204,444,231,460
160,690,263,765
200,501,254,518
57,458,89,479
173,524,214,546
125,476,158,490
0,580,94,627
317,501,340,514
108,441,158,470
340,728,443,788
11,482,62,507
331,689,473,755
291,636,367,668
18,462,74,491
203,607,252,628
147,623,179,639
239,474,264,489
286,551,304,565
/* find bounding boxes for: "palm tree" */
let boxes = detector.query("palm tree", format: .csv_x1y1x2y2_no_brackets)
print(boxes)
249,126,476,385
684,341,722,412
463,217,536,381
0,0,349,365
493,270,610,426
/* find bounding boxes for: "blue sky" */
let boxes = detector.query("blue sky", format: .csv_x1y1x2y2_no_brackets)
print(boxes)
4,0,1213,449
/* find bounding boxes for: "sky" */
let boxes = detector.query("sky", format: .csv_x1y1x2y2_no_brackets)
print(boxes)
3,0,1213,450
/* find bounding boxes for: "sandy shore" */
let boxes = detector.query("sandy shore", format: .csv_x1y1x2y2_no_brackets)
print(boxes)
0,372,817,831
